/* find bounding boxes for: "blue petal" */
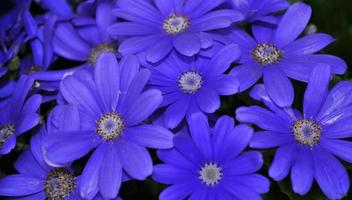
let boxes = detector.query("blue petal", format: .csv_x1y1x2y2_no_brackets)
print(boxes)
0,175,43,196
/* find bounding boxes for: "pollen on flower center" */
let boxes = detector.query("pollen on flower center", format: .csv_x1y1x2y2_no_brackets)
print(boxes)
199,162,222,186
88,43,117,63
45,168,76,200
96,112,125,141
163,13,190,35
252,43,282,65
0,123,15,148
293,119,321,147
178,71,203,94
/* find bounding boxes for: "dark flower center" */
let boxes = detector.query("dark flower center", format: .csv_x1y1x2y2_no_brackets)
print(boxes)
0,123,15,148
96,112,125,141
163,14,190,35
293,119,321,147
45,168,76,200
252,43,282,65
25,66,41,74
199,162,222,186
88,43,117,63
178,71,203,94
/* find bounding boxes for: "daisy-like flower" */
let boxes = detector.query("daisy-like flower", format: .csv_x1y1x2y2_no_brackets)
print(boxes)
42,52,174,200
149,45,240,129
0,110,83,200
0,0,30,77
0,75,42,155
227,2,346,107
153,113,269,200
0,108,121,200
53,1,118,64
227,0,289,24
236,65,352,199
108,0,244,63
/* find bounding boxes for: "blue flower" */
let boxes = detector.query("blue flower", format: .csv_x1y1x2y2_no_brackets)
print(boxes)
227,0,289,23
0,121,85,200
20,11,79,102
236,65,352,199
227,2,346,107
108,0,244,63
42,53,174,200
0,0,30,76
149,45,240,129
0,75,42,155
53,1,118,64
153,113,269,200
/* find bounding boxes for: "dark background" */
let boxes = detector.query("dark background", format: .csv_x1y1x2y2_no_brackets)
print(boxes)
1,0,352,199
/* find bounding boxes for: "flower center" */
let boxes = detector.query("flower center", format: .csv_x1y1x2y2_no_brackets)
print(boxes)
178,71,203,94
25,66,41,74
96,112,124,141
88,43,117,63
163,14,190,35
293,119,321,147
0,123,15,148
199,163,222,186
252,43,282,65
45,168,76,200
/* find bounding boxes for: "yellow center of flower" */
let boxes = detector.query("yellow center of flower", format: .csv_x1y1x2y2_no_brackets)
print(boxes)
88,43,117,63
293,119,321,147
163,14,190,35
45,168,76,200
96,112,125,141
252,43,282,65
0,123,15,148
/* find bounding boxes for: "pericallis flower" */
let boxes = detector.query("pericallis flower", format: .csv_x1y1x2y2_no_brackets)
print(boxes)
0,120,83,200
236,65,352,199
53,1,118,65
108,0,244,63
20,11,78,102
0,75,42,155
227,2,346,107
42,52,174,200
148,45,240,129
0,117,121,200
0,0,30,77
153,113,269,200
227,0,289,24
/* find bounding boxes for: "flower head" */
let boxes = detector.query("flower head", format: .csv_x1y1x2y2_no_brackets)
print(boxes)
149,45,240,128
0,75,42,155
228,2,347,108
228,0,289,23
42,52,174,199
153,113,269,200
53,1,118,64
109,0,244,63
0,125,82,200
236,65,352,199
0,0,30,77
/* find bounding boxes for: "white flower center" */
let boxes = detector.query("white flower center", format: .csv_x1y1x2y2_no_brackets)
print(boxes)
199,163,222,186
96,112,124,141
178,71,203,94
163,14,190,35
45,168,76,200
293,119,321,147
0,123,15,148
252,43,282,65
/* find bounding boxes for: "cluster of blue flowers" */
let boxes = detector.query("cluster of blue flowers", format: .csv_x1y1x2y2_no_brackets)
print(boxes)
0,0,351,199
